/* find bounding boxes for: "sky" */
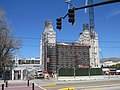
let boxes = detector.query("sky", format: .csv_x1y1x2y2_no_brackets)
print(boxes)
0,0,120,58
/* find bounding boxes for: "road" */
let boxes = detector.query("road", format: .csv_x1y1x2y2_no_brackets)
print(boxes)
0,75,120,90
31,76,120,90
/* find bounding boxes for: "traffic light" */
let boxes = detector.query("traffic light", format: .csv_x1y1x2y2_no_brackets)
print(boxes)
68,7,75,25
56,17,62,30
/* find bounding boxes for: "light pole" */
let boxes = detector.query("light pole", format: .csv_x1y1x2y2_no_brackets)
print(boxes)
57,67,60,81
56,64,62,81
73,67,75,78
89,66,91,78
26,66,28,80
45,33,48,72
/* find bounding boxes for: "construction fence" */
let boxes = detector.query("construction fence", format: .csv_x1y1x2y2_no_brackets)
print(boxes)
58,68,103,76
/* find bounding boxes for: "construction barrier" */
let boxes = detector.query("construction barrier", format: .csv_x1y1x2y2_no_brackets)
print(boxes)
59,68,103,76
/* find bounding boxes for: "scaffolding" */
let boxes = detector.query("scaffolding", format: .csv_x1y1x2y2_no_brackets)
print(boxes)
47,42,90,73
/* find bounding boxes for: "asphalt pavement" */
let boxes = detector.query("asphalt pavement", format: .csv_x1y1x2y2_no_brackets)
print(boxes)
35,79,120,90
0,75,120,90
31,75,120,90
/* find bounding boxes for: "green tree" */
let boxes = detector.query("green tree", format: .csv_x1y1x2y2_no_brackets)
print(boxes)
112,63,120,67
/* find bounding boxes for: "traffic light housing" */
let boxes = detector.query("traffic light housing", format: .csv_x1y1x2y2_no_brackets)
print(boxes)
68,8,75,25
56,18,62,30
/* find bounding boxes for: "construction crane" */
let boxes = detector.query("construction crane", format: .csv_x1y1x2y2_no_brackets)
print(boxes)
65,0,72,9
89,0,96,39
85,0,96,68
88,0,95,31
85,0,95,39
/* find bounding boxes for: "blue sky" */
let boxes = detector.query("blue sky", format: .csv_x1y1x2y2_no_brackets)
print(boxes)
0,0,120,58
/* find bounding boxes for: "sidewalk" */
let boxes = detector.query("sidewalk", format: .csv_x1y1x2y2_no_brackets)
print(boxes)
0,80,42,90
58,75,120,81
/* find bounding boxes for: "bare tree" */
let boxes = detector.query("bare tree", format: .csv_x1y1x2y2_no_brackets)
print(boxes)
0,9,22,68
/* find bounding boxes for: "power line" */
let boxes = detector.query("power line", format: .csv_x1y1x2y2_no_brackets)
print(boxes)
21,44,120,49
22,44,40,47
2,36,120,44
14,36,40,40
13,36,120,43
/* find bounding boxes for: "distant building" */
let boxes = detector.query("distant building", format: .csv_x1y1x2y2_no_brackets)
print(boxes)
12,58,41,80
78,24,100,68
101,60,120,67
18,58,41,64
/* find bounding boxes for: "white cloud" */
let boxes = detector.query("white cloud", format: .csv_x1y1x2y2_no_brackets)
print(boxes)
111,10,120,16
107,9,120,19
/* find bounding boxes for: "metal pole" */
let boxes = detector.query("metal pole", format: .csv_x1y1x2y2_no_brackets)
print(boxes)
62,0,120,19
75,0,120,10
57,68,59,81
27,80,29,86
46,34,48,72
74,67,75,78
32,83,34,90
2,84,4,90
5,80,8,87
89,67,91,78
3,65,5,82
26,67,28,80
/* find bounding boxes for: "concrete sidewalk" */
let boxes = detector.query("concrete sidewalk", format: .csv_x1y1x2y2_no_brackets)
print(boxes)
0,80,42,90
58,75,120,81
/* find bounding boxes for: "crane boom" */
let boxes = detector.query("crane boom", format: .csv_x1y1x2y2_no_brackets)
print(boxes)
89,0,95,31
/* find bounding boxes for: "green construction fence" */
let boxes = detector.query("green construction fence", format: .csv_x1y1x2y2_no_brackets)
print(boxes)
58,68,103,76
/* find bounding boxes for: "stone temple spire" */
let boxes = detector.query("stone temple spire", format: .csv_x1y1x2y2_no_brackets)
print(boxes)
78,23,100,68
40,20,56,71
44,20,53,30
83,23,89,31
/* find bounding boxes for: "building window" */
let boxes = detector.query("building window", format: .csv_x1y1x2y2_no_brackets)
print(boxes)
18,60,22,64
32,60,34,64
34,60,40,64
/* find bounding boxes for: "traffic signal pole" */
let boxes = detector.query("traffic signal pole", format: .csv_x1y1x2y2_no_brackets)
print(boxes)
65,0,120,17
56,0,120,29
75,0,120,11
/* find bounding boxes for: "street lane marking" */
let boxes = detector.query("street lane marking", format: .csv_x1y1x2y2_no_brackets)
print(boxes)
34,83,47,90
58,87,74,90
41,83,57,86
81,88,102,90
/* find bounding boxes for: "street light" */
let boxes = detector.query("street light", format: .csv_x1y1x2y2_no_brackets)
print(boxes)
89,66,91,78
73,66,75,78
56,64,62,81
57,67,60,81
